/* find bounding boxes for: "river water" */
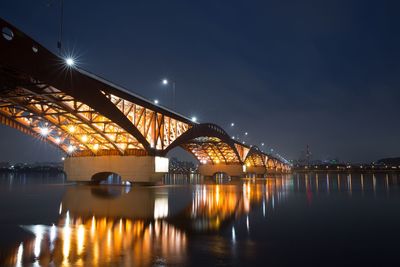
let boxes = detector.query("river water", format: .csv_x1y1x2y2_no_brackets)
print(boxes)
0,172,400,266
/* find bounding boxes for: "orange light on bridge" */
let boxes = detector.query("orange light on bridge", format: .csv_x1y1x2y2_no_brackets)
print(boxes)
68,125,76,133
81,135,88,143
67,145,75,153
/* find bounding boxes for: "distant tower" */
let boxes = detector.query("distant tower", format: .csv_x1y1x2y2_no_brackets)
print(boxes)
306,144,311,165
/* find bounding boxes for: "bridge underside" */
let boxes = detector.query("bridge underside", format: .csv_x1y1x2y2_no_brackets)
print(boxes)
181,137,241,165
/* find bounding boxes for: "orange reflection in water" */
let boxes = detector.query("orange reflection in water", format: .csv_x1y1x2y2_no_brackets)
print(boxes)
3,177,294,266
190,184,239,230
189,177,291,231
10,215,186,266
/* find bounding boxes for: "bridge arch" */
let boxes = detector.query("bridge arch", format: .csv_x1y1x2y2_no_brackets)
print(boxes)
243,146,267,168
276,162,283,172
163,123,242,165
266,157,277,170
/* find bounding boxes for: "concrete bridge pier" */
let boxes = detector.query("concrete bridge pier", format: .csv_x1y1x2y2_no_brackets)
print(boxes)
266,168,279,175
246,166,267,177
198,163,245,177
64,155,169,183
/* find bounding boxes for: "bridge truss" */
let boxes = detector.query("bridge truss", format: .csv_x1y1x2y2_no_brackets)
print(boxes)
0,18,290,172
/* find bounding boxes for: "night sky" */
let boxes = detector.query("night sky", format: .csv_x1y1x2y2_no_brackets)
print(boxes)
0,0,399,163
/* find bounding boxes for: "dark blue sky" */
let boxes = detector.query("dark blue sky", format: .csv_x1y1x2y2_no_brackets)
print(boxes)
1,0,399,163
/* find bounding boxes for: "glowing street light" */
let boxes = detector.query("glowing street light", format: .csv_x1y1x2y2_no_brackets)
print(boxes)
191,116,197,123
154,99,159,104
261,143,264,146
40,127,49,136
55,137,61,144
245,132,248,136
65,57,75,67
161,78,176,108
67,145,75,153
231,122,235,127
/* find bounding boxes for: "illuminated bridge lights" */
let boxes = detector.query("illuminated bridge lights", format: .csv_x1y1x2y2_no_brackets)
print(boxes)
0,17,291,172
182,136,241,165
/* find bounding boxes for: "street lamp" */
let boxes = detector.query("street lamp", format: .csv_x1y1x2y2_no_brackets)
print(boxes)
40,127,49,136
65,57,74,67
67,145,75,153
161,78,176,109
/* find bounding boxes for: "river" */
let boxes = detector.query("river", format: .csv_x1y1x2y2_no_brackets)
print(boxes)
0,172,399,266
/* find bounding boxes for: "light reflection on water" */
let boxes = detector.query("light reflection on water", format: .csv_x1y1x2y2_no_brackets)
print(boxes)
19,217,186,266
1,172,400,266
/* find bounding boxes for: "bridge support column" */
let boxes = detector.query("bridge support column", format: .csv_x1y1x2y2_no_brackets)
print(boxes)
246,166,267,176
64,155,169,183
266,168,278,174
198,164,244,177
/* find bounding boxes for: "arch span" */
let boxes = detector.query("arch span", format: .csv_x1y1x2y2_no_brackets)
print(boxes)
267,157,277,170
163,123,242,165
244,146,267,167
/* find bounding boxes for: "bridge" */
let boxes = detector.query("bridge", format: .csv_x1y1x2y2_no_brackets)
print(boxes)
0,18,291,183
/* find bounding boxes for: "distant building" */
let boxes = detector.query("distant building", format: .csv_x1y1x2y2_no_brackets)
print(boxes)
0,162,10,169
169,157,197,173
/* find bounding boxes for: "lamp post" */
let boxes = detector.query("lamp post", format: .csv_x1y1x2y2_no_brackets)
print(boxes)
162,78,176,109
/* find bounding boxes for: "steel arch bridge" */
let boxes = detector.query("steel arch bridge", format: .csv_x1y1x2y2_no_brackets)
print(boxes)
0,18,291,182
